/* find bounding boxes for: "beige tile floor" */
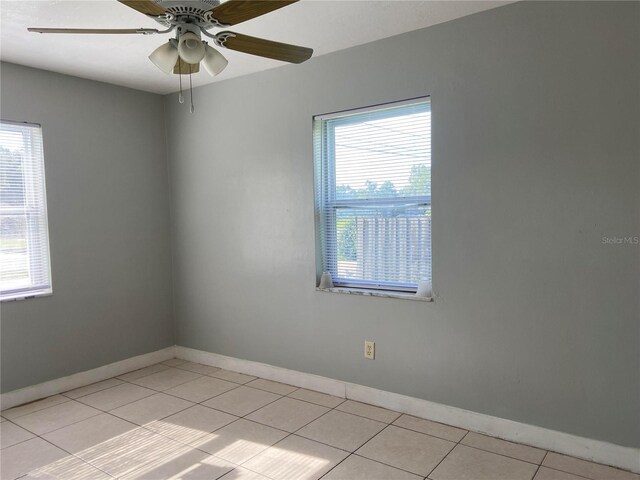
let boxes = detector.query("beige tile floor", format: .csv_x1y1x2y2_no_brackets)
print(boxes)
1,359,638,480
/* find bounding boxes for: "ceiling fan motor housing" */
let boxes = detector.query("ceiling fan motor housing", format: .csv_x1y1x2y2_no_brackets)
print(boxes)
154,1,222,25
152,3,231,33
156,0,220,12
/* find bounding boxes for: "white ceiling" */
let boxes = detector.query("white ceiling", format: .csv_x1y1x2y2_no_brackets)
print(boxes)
1,1,511,94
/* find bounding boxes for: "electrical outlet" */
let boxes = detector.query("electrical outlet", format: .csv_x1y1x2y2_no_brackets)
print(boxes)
364,340,375,360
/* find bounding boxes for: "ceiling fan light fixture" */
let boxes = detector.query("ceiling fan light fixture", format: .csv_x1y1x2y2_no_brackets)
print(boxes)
149,40,179,74
178,32,206,64
202,45,228,76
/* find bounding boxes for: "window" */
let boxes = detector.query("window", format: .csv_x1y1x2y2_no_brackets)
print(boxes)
0,121,52,301
314,98,431,294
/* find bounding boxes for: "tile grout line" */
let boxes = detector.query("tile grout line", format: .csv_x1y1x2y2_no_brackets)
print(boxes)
10,371,238,441
219,396,358,478
334,400,401,424
64,366,200,407
296,409,388,454
92,380,293,465
456,439,549,467
7,365,302,427
357,423,444,478
389,418,466,443
170,387,326,466
219,397,335,454
320,420,453,479
539,463,605,480
27,374,288,455
7,408,104,439
531,451,549,479
423,421,470,480
235,406,337,479
131,388,290,453
171,363,258,385
125,370,206,391
321,409,469,479
316,454,352,479
0,418,38,451
113,367,286,407
103,376,252,429
62,408,210,480
296,409,391,454
286,389,347,409
1,397,73,421
138,382,242,406
316,423,397,480
108,368,240,408
31,430,116,480
114,367,336,418
220,387,288,419
0,436,35,452
245,379,300,396
73,390,157,412
60,379,126,401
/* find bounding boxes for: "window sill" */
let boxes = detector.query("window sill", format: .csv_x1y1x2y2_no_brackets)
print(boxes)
0,290,53,303
316,287,433,302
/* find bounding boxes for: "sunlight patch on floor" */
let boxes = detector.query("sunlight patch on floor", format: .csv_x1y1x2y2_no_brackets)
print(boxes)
146,419,211,444
25,454,110,480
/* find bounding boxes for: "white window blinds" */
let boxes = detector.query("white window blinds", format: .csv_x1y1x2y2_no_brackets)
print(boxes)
0,121,52,301
314,98,431,292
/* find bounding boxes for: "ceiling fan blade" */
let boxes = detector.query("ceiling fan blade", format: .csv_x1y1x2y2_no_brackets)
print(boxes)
207,0,298,26
217,32,312,64
28,27,159,34
117,0,166,16
173,58,200,75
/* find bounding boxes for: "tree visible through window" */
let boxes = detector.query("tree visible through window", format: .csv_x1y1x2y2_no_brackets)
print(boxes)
0,121,52,301
314,98,431,292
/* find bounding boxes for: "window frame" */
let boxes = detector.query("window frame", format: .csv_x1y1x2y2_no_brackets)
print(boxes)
0,120,53,302
314,97,432,294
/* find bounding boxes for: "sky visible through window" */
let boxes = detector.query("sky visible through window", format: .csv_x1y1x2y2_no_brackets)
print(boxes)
334,110,431,197
1,131,23,153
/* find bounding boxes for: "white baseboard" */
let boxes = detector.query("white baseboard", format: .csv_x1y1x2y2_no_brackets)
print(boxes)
175,346,640,474
175,346,345,397
0,346,175,410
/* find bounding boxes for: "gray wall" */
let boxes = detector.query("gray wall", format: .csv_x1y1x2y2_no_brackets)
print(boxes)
0,63,174,392
166,1,639,448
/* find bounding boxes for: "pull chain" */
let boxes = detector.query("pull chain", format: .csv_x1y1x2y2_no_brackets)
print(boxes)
189,69,195,114
178,61,184,104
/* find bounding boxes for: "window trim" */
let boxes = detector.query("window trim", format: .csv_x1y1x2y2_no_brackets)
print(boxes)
316,285,433,302
0,119,53,302
314,96,432,295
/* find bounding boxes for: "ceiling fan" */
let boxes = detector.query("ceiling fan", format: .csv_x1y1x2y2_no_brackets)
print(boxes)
28,0,313,109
